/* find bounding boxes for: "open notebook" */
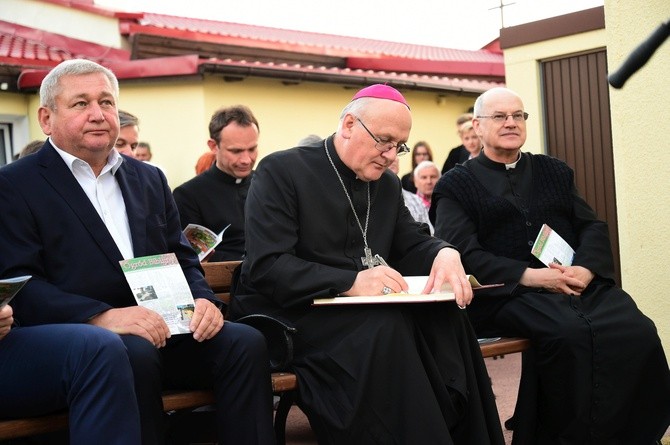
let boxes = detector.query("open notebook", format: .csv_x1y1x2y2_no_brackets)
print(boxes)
312,275,502,306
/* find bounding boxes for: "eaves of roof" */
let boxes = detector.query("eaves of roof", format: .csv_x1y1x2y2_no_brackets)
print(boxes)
16,53,503,95
197,58,504,94
347,57,505,77
17,54,201,89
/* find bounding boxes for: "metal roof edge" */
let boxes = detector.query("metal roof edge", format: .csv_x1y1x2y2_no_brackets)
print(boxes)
17,54,200,89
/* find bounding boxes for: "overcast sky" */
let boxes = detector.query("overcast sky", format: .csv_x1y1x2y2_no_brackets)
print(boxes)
95,0,604,50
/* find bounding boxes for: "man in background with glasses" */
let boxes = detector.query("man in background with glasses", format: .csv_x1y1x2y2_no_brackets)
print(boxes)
433,87,670,444
230,84,505,444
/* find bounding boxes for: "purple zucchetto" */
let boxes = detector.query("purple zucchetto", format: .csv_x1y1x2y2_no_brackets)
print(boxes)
351,84,410,109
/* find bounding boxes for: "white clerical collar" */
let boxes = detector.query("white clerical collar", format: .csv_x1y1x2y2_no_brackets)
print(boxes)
505,152,522,170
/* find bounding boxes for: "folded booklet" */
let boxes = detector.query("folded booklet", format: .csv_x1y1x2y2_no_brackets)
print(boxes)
0,275,31,308
183,223,231,261
531,224,575,267
312,275,503,306
120,253,196,335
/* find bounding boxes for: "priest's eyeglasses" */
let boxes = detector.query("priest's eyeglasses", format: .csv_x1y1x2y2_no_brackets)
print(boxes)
476,112,529,123
356,117,410,155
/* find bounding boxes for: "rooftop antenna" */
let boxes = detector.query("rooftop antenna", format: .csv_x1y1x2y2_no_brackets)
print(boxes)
489,0,516,28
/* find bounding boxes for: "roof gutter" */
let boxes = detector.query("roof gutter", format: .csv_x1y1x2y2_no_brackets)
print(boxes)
198,61,500,94
17,54,499,95
18,54,200,90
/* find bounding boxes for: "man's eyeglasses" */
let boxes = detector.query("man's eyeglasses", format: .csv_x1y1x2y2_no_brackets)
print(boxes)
356,117,410,155
476,112,529,123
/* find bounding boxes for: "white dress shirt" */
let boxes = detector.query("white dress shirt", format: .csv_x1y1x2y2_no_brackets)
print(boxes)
52,141,134,259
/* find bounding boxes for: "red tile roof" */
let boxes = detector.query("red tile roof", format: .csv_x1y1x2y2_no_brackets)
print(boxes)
4,2,504,93
0,20,128,66
0,32,65,65
131,13,503,63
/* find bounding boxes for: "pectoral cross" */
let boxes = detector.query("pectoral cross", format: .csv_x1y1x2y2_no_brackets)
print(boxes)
361,247,381,269
362,248,387,269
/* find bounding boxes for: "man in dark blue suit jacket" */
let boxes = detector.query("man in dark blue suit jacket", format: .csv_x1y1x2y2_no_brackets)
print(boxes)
0,59,275,444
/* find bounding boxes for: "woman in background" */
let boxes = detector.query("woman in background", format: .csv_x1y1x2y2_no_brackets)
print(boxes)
401,141,433,193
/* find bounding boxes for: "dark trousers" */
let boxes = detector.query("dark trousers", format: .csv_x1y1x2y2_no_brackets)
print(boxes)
0,324,142,445
122,321,276,445
491,284,670,444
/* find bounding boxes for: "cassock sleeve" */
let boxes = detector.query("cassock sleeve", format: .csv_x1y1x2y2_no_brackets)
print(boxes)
243,155,359,308
173,181,204,230
569,186,616,282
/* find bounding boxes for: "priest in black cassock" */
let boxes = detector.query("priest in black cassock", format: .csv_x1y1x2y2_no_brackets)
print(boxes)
432,87,670,444
229,84,505,444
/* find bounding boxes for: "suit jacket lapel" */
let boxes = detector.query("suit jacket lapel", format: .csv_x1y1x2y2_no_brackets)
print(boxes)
115,160,147,257
38,143,125,268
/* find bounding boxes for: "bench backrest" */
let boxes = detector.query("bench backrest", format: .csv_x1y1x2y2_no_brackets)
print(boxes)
201,261,241,304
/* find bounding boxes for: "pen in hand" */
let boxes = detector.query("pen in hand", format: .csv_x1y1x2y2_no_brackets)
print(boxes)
374,255,408,294
374,254,389,267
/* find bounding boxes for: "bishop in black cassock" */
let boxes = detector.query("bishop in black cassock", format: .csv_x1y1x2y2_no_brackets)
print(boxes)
230,85,504,444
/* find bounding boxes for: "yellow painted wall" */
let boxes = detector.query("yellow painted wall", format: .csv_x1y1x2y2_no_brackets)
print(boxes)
84,77,476,188
112,79,209,188
605,0,670,354
0,92,29,115
0,92,38,151
1,77,477,188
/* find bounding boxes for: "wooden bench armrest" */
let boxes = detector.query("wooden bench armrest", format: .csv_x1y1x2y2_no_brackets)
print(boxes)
480,337,530,358
271,372,298,392
0,413,69,440
162,390,216,412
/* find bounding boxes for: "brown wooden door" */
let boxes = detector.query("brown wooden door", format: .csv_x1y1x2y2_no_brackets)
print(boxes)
541,49,621,285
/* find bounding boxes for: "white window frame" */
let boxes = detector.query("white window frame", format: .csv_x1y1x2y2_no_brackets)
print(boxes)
0,114,30,165
0,123,11,165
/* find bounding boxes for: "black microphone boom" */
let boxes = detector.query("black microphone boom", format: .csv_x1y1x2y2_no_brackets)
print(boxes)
608,19,669,89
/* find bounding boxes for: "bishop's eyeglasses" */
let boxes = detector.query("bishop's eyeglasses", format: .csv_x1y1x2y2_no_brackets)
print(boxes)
476,112,529,123
356,117,410,155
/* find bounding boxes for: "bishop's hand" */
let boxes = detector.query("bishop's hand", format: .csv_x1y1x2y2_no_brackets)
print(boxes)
423,247,473,309
342,266,408,296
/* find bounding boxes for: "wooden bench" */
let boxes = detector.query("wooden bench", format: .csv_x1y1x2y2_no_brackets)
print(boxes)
480,336,530,359
0,261,528,444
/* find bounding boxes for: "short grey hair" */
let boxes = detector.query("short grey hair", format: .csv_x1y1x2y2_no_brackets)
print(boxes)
118,109,139,129
414,160,439,179
40,59,119,110
339,96,370,121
